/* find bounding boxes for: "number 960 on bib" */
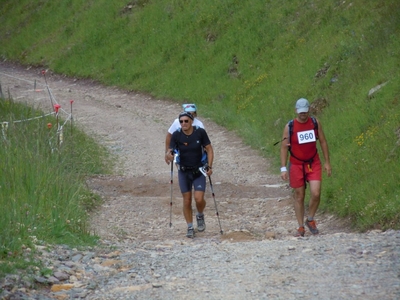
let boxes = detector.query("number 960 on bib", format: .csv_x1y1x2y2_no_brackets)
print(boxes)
297,129,316,144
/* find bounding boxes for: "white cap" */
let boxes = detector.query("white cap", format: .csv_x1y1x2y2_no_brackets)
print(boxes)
295,98,310,113
182,104,197,112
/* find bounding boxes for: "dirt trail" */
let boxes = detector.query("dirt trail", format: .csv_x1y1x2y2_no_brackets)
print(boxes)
4,62,400,300
0,61,352,245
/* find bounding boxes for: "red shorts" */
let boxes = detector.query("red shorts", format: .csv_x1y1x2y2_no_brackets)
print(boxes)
289,159,322,188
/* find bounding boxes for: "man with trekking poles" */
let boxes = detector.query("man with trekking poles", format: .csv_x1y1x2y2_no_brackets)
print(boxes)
164,103,204,164
280,98,332,237
166,111,215,238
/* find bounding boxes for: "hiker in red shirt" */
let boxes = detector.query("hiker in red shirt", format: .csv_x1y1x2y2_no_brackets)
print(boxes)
280,98,332,237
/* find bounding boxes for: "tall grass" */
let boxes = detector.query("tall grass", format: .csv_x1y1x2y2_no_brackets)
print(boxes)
0,97,111,277
0,0,399,230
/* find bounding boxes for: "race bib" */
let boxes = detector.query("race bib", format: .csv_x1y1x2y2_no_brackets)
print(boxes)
297,129,316,144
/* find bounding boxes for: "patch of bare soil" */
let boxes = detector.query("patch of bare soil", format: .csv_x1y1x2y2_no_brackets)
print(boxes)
0,61,354,245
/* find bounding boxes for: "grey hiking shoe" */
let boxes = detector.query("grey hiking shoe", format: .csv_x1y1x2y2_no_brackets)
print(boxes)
305,219,319,235
196,214,206,232
186,227,195,238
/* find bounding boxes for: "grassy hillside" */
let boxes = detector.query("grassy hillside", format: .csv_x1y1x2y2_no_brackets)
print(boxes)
1,0,399,230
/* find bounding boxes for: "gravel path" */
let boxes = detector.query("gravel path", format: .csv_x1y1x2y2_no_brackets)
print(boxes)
1,61,399,299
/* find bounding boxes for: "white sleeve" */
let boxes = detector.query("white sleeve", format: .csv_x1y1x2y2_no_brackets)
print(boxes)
168,119,180,134
193,118,205,129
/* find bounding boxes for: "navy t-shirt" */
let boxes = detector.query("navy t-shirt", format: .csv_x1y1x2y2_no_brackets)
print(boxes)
170,127,211,167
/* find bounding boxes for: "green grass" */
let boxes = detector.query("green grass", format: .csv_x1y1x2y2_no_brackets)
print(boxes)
0,0,399,232
0,97,111,278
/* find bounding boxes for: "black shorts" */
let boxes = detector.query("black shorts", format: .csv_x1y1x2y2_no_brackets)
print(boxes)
178,169,206,193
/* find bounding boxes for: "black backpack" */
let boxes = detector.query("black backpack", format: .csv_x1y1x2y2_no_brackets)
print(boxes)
288,116,318,163
174,126,207,166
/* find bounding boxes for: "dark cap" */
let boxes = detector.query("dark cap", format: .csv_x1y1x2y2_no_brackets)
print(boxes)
179,112,194,120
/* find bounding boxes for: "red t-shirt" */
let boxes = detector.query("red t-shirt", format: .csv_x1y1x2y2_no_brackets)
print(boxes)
289,118,320,165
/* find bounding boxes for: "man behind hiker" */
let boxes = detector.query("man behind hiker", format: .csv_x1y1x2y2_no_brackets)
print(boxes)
166,112,214,238
280,98,332,237
164,103,204,164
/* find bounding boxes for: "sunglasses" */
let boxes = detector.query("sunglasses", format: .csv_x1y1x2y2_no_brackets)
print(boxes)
179,119,190,123
185,105,196,109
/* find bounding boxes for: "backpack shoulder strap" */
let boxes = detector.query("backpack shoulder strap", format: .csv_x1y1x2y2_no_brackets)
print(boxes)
288,119,294,144
311,116,318,139
174,128,182,152
311,116,318,129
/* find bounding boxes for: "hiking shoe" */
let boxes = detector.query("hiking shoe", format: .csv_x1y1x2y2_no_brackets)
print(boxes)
294,226,305,237
186,227,195,238
305,219,319,235
196,215,206,232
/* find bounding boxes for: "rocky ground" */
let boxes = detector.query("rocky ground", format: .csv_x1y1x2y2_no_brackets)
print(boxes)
1,61,399,299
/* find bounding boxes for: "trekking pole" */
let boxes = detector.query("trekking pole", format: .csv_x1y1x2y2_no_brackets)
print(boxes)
169,161,173,227
208,175,223,234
